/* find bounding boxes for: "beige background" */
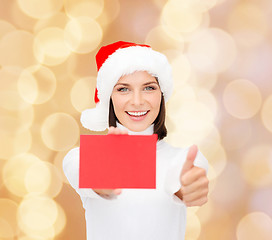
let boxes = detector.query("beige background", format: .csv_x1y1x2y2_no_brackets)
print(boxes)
0,0,272,239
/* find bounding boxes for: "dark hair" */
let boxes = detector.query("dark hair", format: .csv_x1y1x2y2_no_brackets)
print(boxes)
108,93,167,140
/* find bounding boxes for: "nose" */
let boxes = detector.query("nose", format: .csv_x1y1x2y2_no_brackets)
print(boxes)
131,90,144,106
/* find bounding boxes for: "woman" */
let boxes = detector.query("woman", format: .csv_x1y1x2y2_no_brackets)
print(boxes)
63,41,209,240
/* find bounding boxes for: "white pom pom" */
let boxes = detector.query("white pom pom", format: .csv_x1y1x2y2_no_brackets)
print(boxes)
80,103,109,131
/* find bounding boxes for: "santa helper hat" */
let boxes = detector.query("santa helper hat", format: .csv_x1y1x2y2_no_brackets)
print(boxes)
80,41,173,131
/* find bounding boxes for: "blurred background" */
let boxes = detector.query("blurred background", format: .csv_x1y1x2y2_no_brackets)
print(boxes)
0,0,272,239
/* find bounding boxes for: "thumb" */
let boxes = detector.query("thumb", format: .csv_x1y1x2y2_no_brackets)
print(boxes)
180,144,198,177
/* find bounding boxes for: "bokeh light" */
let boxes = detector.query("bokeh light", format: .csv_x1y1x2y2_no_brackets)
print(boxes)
0,129,32,160
0,66,30,111
187,28,237,73
9,0,37,31
54,203,67,236
0,104,34,135
166,99,215,147
171,55,192,87
236,212,272,240
169,0,218,13
227,2,267,47
261,95,272,133
24,161,51,195
197,125,222,168
241,144,272,188
18,194,58,238
0,218,13,240
223,79,262,119
211,162,247,209
41,113,79,151
250,188,272,218
233,42,272,96
0,20,16,39
0,199,19,239
0,30,37,68
196,89,218,117
24,161,63,198
17,0,63,19
185,211,201,239
34,12,69,34
189,71,217,90
161,1,203,34
195,199,213,224
18,65,57,104
3,153,42,197
96,0,120,29
145,25,185,52
64,0,104,19
33,27,71,66
17,200,66,238
220,116,252,150
53,151,71,184
160,9,211,45
70,76,96,112
64,16,103,54
199,142,227,180
43,163,63,198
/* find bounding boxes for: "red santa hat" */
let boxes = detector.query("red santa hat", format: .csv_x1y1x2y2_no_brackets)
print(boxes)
81,41,173,131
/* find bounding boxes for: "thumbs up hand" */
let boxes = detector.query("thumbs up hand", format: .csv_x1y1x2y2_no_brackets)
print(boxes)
175,145,209,207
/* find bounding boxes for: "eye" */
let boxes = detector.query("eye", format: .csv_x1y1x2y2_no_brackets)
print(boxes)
144,86,156,91
117,87,129,92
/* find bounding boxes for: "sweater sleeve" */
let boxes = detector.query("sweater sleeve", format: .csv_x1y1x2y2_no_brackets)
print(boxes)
164,147,209,205
62,147,105,199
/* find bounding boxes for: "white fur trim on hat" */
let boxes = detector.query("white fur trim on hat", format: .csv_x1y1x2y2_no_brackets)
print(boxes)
80,102,108,131
97,46,173,104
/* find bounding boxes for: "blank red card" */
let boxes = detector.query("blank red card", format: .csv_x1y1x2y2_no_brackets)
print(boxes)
79,134,157,189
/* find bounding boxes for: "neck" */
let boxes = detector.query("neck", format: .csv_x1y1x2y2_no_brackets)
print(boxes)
115,121,166,150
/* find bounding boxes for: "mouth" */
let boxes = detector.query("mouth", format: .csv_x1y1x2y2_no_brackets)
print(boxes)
125,110,150,117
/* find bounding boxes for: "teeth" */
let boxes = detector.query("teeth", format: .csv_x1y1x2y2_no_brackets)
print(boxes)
127,111,148,116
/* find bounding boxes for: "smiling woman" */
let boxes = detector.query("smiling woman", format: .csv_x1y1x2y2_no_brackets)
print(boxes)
63,41,209,240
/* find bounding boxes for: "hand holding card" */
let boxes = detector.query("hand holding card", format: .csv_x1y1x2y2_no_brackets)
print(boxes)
79,128,157,189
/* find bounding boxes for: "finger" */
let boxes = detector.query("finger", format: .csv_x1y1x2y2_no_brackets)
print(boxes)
181,167,207,186
113,189,122,195
93,189,116,195
94,189,123,198
93,189,106,195
115,128,122,134
108,126,115,135
120,129,128,135
117,128,128,135
108,127,123,135
184,196,208,207
182,186,209,203
180,145,198,177
181,175,209,194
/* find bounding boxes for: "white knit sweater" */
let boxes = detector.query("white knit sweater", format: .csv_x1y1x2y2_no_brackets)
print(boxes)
63,123,209,240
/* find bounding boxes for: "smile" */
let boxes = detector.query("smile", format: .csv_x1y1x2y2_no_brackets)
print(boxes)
126,111,149,117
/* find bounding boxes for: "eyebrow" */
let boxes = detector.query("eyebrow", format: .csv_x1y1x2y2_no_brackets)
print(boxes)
114,81,159,87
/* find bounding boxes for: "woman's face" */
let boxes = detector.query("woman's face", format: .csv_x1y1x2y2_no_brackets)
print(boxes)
111,71,162,132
